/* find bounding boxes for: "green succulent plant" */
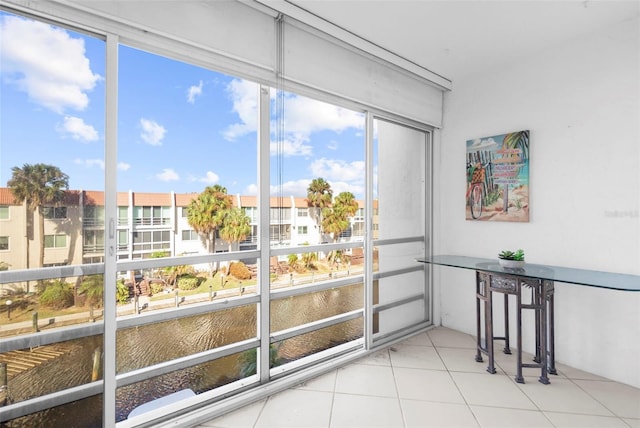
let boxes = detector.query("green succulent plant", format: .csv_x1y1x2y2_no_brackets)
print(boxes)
498,249,525,261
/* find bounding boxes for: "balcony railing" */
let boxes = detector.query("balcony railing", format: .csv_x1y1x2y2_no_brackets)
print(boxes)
83,218,105,228
133,218,171,226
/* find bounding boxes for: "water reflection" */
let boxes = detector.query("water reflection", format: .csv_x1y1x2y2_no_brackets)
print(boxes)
1,283,363,426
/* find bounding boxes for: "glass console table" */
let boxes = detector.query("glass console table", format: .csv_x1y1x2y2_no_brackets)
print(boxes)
416,255,640,385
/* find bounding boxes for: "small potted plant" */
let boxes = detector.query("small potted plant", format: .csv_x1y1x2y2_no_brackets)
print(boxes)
498,249,525,268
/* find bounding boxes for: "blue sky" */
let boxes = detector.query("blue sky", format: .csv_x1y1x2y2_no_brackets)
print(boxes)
0,12,366,199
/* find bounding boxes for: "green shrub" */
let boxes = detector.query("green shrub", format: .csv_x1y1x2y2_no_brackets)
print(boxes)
39,280,74,309
228,261,252,280
150,281,165,295
116,280,129,304
177,275,201,291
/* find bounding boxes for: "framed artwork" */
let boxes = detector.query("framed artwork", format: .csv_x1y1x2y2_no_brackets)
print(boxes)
466,130,529,222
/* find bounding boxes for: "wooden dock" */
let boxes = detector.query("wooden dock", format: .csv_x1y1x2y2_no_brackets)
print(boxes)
0,345,71,379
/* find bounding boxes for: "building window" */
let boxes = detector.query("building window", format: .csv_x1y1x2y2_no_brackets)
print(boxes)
118,206,129,225
132,230,170,252
84,205,104,227
298,225,308,235
181,230,199,241
44,234,67,248
181,207,189,218
0,206,8,220
297,208,308,217
0,236,8,250
84,230,104,252
117,230,129,251
43,206,67,219
133,205,171,225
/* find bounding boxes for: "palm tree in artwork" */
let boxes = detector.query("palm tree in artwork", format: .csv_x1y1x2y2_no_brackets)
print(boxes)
8,164,69,273
219,207,251,252
187,185,233,273
306,178,333,240
500,131,529,213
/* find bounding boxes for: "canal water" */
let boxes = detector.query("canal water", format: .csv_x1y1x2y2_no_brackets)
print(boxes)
2,284,363,427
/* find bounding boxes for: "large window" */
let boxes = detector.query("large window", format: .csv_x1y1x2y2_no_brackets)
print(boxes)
132,230,170,252
44,234,67,248
43,206,67,219
0,7,432,427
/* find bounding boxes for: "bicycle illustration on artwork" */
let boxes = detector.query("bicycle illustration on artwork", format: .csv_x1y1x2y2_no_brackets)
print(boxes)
466,161,489,219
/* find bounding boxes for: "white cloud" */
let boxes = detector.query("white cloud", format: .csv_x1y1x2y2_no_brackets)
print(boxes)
467,137,498,152
223,79,258,140
282,94,364,135
198,171,220,184
269,135,313,157
156,168,179,181
223,80,364,149
328,181,364,198
73,158,131,171
58,116,99,142
0,15,101,113
309,158,365,183
140,118,166,146
74,158,104,169
187,80,203,104
244,183,258,195
270,179,312,197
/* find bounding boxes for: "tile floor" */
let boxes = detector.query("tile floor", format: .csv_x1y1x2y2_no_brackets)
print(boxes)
197,327,640,428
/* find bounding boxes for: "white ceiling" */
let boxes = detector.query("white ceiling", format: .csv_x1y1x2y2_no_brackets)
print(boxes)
286,0,639,82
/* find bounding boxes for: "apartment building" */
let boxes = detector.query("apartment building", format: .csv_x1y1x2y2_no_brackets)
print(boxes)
0,187,367,274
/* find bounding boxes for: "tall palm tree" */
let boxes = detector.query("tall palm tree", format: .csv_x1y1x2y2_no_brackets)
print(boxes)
186,185,232,273
8,164,69,272
306,178,332,240
322,192,359,242
219,207,251,252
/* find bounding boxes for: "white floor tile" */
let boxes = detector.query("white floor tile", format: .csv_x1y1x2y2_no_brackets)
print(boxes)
193,328,640,428
470,405,554,427
427,327,476,349
401,399,480,428
400,331,434,347
543,411,630,427
334,363,398,397
353,348,391,366
198,399,266,428
294,370,337,392
437,346,492,373
451,372,537,410
553,362,608,381
622,418,640,428
389,343,447,370
573,379,640,419
255,389,333,428
517,377,614,416
330,393,404,428
394,367,466,404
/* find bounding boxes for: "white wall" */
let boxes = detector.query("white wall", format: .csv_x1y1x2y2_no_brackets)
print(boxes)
434,17,640,387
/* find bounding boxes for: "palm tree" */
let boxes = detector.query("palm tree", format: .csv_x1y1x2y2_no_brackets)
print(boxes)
322,192,359,242
306,178,332,240
219,207,251,252
186,185,232,274
8,164,69,274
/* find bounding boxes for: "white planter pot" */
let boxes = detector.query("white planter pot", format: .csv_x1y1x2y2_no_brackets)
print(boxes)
498,259,525,269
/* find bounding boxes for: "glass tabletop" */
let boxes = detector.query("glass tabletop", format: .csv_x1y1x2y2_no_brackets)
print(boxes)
416,255,640,292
